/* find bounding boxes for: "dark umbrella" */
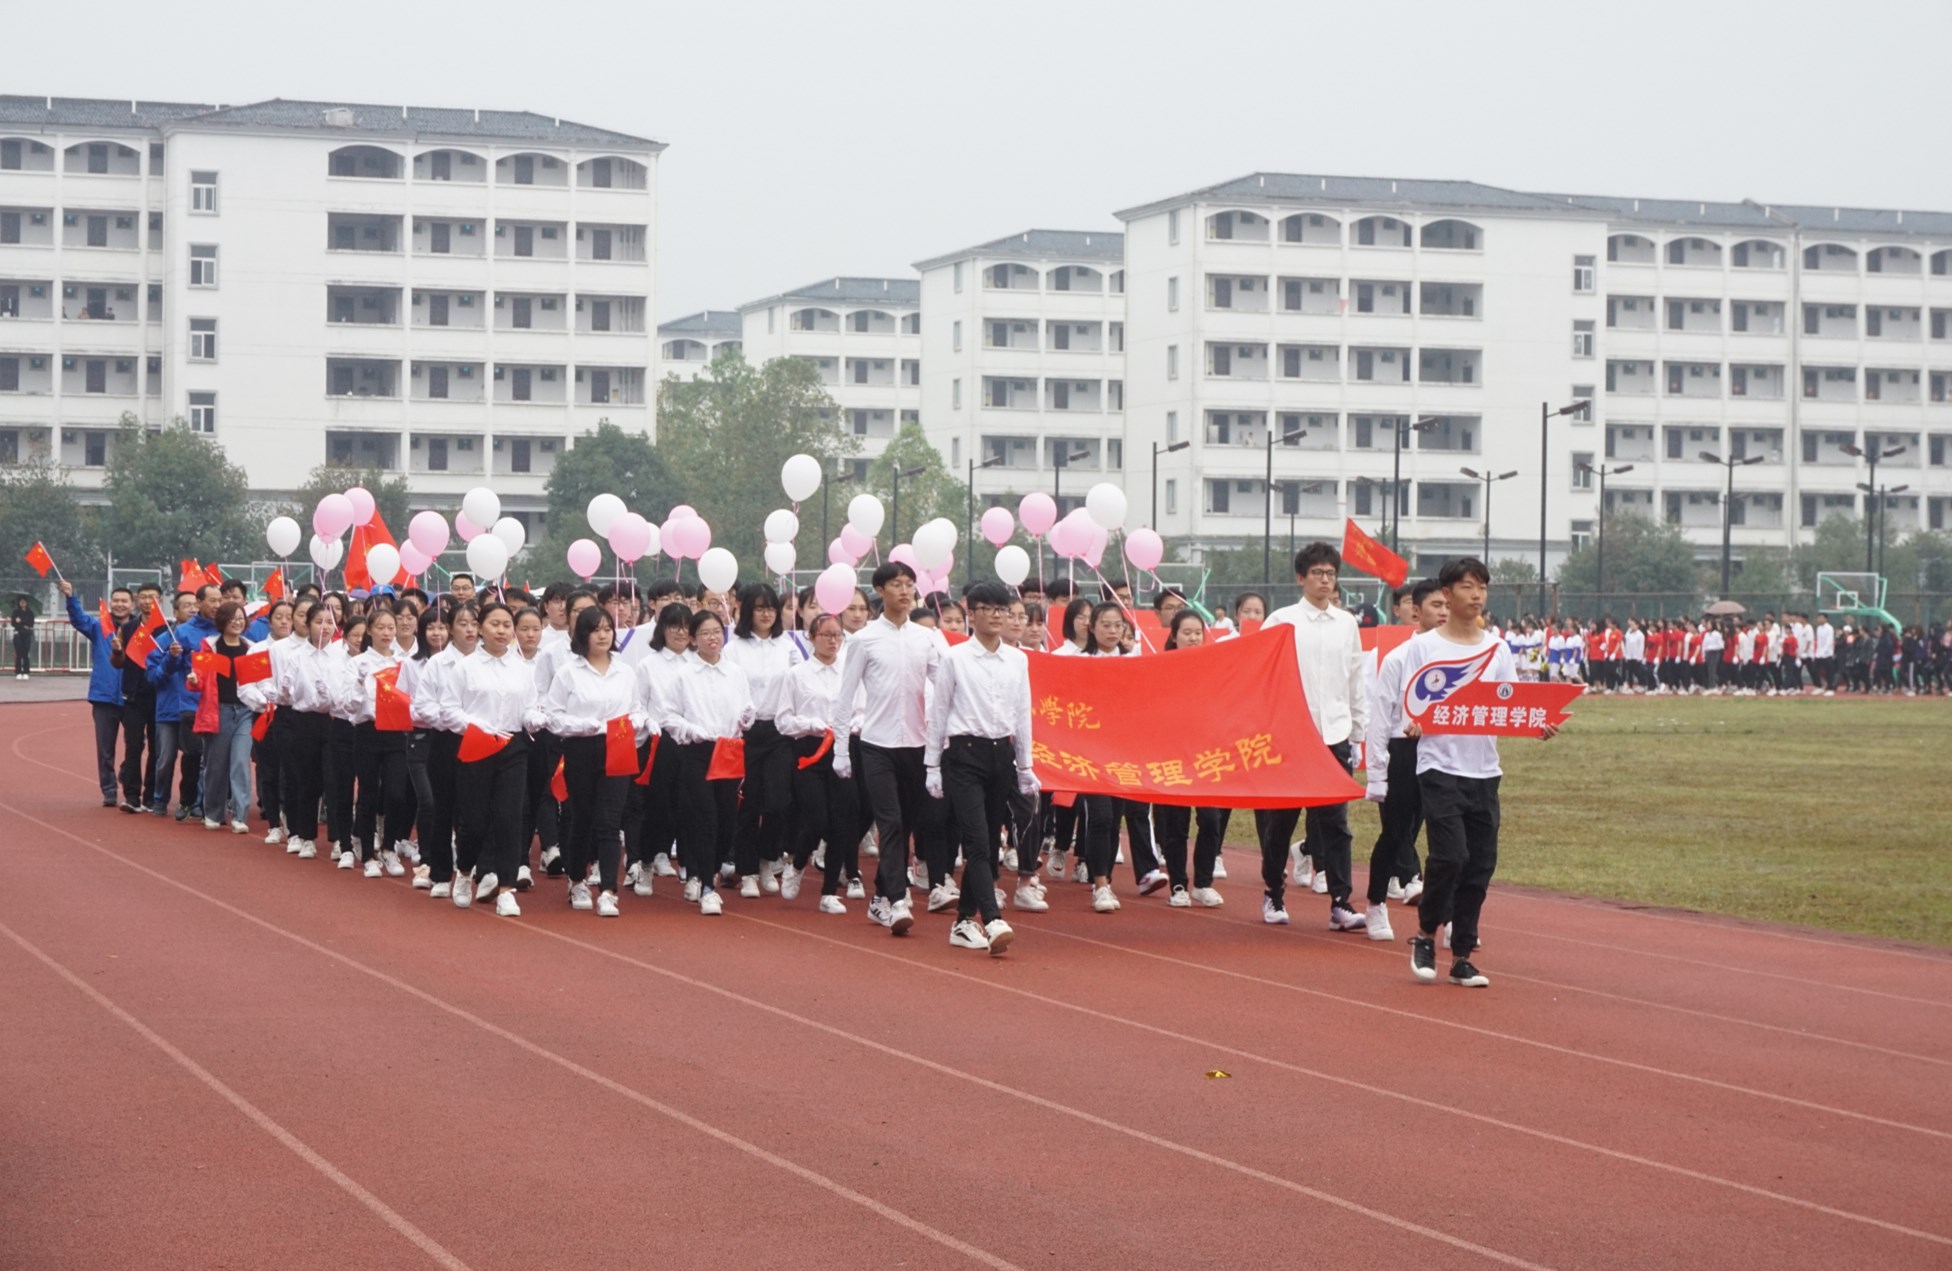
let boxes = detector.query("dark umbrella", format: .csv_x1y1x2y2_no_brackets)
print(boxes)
7,592,43,615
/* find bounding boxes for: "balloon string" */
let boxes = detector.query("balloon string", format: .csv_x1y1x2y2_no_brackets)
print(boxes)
1089,564,1155,653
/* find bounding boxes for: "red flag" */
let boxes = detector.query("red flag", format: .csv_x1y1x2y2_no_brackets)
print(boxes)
125,626,158,667
632,735,662,786
252,704,276,741
233,648,273,685
374,666,412,731
263,569,286,601
605,715,639,777
1026,628,1363,809
202,562,225,589
191,649,230,680
140,603,167,635
1341,518,1408,588
707,736,746,781
23,541,54,577
1416,677,1583,737
97,598,113,633
345,509,403,591
177,559,203,592
796,730,835,770
458,724,511,762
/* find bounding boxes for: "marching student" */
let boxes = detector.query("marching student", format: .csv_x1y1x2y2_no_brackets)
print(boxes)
629,601,694,892
663,608,754,916
114,583,163,814
1077,601,1166,908
777,612,863,912
924,579,1033,955
1152,608,1228,908
1813,613,1837,694
147,585,221,821
245,600,296,842
59,578,132,807
531,589,596,880
724,582,802,898
542,604,647,918
1256,544,1369,931
347,606,411,878
410,602,478,897
449,601,538,917
396,604,446,880
324,614,367,865
196,601,258,834
1406,557,1560,987
276,600,340,860
1362,578,1448,941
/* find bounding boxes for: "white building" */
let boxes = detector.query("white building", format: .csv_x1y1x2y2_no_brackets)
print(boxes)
0,95,662,529
915,229,1126,517
738,277,920,479
657,309,741,381
1117,173,1952,574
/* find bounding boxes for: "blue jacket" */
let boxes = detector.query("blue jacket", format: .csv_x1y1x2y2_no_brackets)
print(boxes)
65,594,124,707
146,613,219,720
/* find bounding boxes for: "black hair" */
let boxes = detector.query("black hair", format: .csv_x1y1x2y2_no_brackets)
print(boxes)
570,603,615,658
963,579,1011,610
1022,600,1046,629
645,578,681,605
512,605,544,630
340,613,369,654
650,601,692,651
1438,557,1491,587
541,582,572,608
687,607,725,639
807,612,843,639
1232,590,1268,618
447,601,481,632
1045,578,1075,602
1391,584,1417,606
399,586,429,605
109,585,133,600
194,582,221,603
1164,608,1206,650
474,600,513,632
1294,542,1341,577
871,561,917,590
597,581,639,606
265,599,294,622
449,572,475,584
1410,577,1444,607
1061,596,1093,646
1084,602,1126,655
1019,578,1045,597
734,583,782,640
1151,587,1186,612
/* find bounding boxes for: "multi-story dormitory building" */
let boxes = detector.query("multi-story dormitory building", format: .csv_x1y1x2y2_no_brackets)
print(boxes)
0,95,661,529
657,310,742,382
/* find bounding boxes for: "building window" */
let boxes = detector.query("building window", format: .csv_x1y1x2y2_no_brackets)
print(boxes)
953,261,963,293
1570,519,1593,551
1108,439,1122,470
188,391,216,432
1108,380,1123,410
1168,209,1180,245
1572,320,1595,358
1569,389,1594,422
1166,345,1179,380
428,437,449,471
84,431,107,466
1571,452,1594,489
511,438,532,473
767,306,776,334
1165,479,1177,516
952,320,962,353
1167,276,1179,312
1166,410,1178,444
191,171,218,213
1572,255,1596,293
189,244,217,287
189,318,217,361
951,378,961,410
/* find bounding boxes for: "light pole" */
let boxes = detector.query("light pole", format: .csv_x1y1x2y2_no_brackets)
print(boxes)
890,464,924,546
1152,439,1190,525
1540,398,1590,618
1842,440,1906,573
965,453,1002,586
1856,480,1909,581
1390,416,1441,553
1052,445,1090,512
1263,424,1307,586
820,458,858,548
1576,461,1633,603
1700,449,1765,598
1460,466,1519,567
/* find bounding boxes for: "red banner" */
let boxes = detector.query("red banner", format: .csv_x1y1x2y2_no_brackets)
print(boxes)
605,715,638,776
1025,627,1363,809
707,736,746,781
458,725,510,763
232,649,273,685
1342,518,1408,588
1418,679,1582,736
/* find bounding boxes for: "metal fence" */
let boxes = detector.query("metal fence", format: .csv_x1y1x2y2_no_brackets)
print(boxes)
1486,588,1952,626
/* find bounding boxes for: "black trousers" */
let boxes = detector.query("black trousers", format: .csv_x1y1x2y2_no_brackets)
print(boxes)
1078,793,1119,880
118,698,153,806
525,728,562,867
1368,735,1425,905
1416,770,1500,958
941,735,1014,923
859,741,926,902
1154,804,1227,890
635,737,681,866
176,711,205,812
560,734,629,893
324,717,357,849
283,710,329,841
674,740,737,892
1118,800,1161,883
455,732,528,883
1040,794,1079,856
90,702,123,801
256,708,287,827
790,734,859,896
1256,740,1355,908
1004,786,1040,879
352,722,412,858
12,632,29,675
418,730,461,883
734,718,793,876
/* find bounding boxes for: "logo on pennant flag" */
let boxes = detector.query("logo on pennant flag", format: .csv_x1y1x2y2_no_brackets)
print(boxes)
1402,646,1499,719
24,541,55,577
1418,679,1584,736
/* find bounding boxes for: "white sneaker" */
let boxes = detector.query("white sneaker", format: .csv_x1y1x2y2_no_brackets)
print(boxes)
396,840,419,865
1091,884,1121,913
845,879,866,900
1002,847,1018,873
1137,869,1170,897
949,918,991,950
1072,860,1090,885
282,833,301,853
295,839,316,859
781,862,803,901
1167,886,1191,908
739,874,761,899
861,828,879,858
412,865,432,890
811,844,826,872
818,895,847,915
596,890,619,918
1211,855,1228,879
993,887,1007,912
230,820,249,835
337,850,357,871
908,861,930,891
624,861,643,889
1365,903,1395,941
1386,877,1406,901
363,858,382,878
204,817,223,831
452,877,473,908
429,881,452,899
1311,870,1329,895
719,862,737,882
633,869,654,898
652,853,678,877
868,896,894,927
1263,896,1290,925
683,877,703,903
699,890,724,916
761,869,781,895
539,845,562,875
495,891,521,917
1441,923,1452,950
475,872,499,902
382,850,405,877
984,919,1015,956
516,865,534,892
1290,843,1311,888
1330,904,1368,932
889,898,915,936
1047,848,1068,880
1191,886,1224,908
1400,876,1424,905
1115,844,1125,865
569,880,593,911
927,884,957,913
1013,884,1049,912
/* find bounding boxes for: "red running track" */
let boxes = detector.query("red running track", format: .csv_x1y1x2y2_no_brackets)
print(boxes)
2,700,1948,1271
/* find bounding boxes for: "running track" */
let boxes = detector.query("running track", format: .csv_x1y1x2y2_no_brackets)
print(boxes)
2,700,1947,1271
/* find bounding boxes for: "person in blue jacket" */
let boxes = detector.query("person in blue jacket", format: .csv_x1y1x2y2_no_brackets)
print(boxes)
60,578,133,807
147,584,222,821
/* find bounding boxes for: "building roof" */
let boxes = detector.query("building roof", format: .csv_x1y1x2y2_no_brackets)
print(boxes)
658,310,743,338
738,276,920,312
0,95,220,132
914,227,1124,271
164,98,664,150
1116,172,1581,221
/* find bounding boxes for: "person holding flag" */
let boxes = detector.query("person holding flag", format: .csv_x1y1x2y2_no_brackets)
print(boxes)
1362,577,1448,941
116,585,165,813
274,599,339,860
540,603,647,917
409,602,480,897
663,608,756,917
147,585,222,822
239,600,293,842
198,601,258,834
346,605,412,878
58,578,133,806
776,612,864,913
449,600,539,917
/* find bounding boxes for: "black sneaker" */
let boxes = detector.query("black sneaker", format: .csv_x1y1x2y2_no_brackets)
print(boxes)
1410,936,1437,982
174,805,190,822
1449,959,1490,988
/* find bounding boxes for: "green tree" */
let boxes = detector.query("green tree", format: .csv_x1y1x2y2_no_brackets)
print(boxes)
867,422,967,548
0,460,101,586
532,419,681,583
1553,512,1698,596
656,351,855,570
102,418,258,571
291,465,412,534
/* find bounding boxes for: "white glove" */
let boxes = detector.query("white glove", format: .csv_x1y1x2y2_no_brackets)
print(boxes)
925,766,944,800
1365,782,1388,804
736,706,757,732
831,750,851,780
1017,767,1040,796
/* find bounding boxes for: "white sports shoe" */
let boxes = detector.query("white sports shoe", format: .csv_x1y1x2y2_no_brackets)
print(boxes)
1013,884,1049,912
1211,855,1228,879
1400,876,1424,905
889,898,915,935
1311,871,1329,895
699,890,724,916
927,884,957,913
781,862,803,901
337,850,356,871
683,877,703,903
983,919,1015,956
495,891,521,917
517,865,535,892
363,858,382,878
633,869,654,898
845,879,866,900
396,840,420,865
265,827,287,846
475,872,499,902
1191,886,1224,908
811,844,826,872
569,881,593,911
1386,877,1406,901
1091,884,1121,913
1365,903,1395,941
652,853,678,877
230,820,249,835
739,874,762,899
1046,848,1068,880
452,877,473,908
1263,896,1290,925
624,861,643,888
203,817,223,831
1072,860,1090,885
1137,869,1170,897
818,895,847,915
411,865,432,890
761,869,781,895
382,850,405,877
596,890,619,918
1290,843,1311,888
908,861,930,891
1167,886,1191,908
949,918,991,950
295,839,316,859
429,881,452,899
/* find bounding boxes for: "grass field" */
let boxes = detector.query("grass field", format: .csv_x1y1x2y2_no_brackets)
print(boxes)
1233,695,1952,946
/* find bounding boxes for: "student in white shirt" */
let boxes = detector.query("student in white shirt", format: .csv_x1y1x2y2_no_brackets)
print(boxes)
628,602,693,892
778,612,863,912
542,606,648,918
412,603,478,897
1151,609,1230,908
450,601,542,917
276,600,340,861
346,606,410,878
323,614,367,866
1402,557,1560,987
529,591,595,880
1257,543,1370,932
240,599,295,844
664,608,755,916
723,582,803,898
1361,578,1446,941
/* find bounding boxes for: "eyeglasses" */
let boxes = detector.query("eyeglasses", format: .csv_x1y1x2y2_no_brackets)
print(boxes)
1304,568,1339,580
970,604,1009,616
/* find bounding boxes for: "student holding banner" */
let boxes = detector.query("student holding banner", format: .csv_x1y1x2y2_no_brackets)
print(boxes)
347,606,411,878
195,601,257,834
1362,578,1447,941
1152,608,1229,907
777,612,863,913
542,604,646,918
449,601,538,916
664,608,755,917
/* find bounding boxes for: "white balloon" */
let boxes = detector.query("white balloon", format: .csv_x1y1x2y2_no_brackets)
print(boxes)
466,534,509,581
490,516,526,558
846,494,885,538
911,518,956,572
365,543,401,586
780,453,822,503
993,544,1031,587
586,493,626,537
697,547,739,594
1085,482,1128,531
763,541,797,576
266,516,302,558
762,508,800,545
641,520,662,560
461,486,500,531
309,534,343,571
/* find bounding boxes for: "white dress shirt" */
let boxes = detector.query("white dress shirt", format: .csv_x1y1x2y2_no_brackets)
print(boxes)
543,654,650,740
1814,622,1836,658
616,621,659,668
325,643,363,722
1263,598,1367,746
348,645,406,724
832,615,944,749
777,656,860,738
924,638,1034,771
277,638,342,715
237,636,282,713
410,644,467,731
664,656,754,744
723,632,802,722
450,645,540,736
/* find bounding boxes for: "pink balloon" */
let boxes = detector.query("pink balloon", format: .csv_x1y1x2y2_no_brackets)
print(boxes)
566,538,603,578
1046,519,1076,560
814,564,856,615
888,544,918,570
455,511,482,542
407,511,450,557
839,524,872,559
313,493,354,538
668,504,697,521
683,518,712,559
939,549,954,580
398,542,431,576
1083,530,1106,570
828,537,856,567
345,486,376,527
1124,528,1164,573
608,513,652,563
1018,492,1057,537
979,507,1015,547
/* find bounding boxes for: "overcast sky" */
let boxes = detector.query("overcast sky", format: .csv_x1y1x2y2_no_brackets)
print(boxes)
20,0,1949,321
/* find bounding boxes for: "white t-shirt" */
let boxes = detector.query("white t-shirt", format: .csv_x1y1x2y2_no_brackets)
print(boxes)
1401,628,1518,781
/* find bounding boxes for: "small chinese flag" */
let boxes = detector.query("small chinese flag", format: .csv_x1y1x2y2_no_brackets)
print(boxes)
177,559,203,592
796,730,834,770
125,626,158,667
549,757,568,801
1341,518,1409,588
97,598,113,632
233,648,273,685
191,649,230,680
140,603,167,635
374,667,412,732
458,724,511,762
632,735,661,786
23,541,54,577
264,569,286,602
252,704,277,741
605,715,638,777
202,562,225,589
707,736,746,781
